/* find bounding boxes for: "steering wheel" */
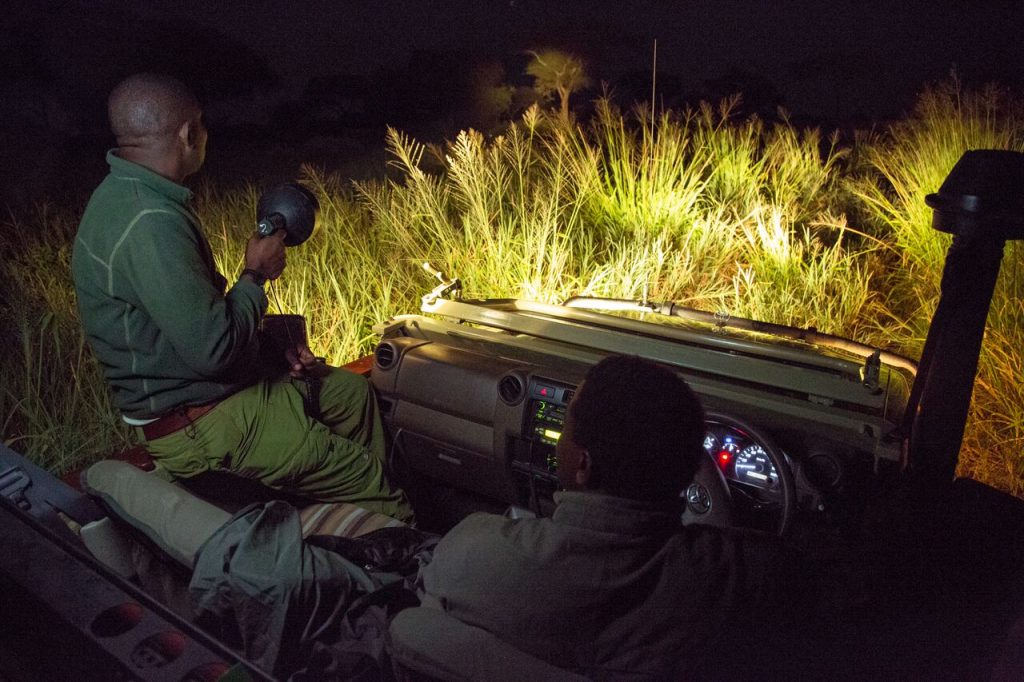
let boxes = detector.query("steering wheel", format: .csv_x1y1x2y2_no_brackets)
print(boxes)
681,412,796,537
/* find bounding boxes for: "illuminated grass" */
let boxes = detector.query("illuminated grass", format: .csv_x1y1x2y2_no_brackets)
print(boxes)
0,206,132,472
1,82,1021,495
967,294,1024,493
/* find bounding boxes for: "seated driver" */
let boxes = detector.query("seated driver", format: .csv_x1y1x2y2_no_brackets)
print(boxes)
420,354,786,678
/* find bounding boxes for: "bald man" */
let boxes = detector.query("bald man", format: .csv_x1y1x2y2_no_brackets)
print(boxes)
72,73,411,521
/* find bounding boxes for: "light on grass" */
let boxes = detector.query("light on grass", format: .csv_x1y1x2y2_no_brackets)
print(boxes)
744,205,793,265
2,80,1022,497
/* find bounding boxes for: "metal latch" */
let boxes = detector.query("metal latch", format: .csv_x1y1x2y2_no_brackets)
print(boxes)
0,466,32,510
861,349,882,392
421,262,462,306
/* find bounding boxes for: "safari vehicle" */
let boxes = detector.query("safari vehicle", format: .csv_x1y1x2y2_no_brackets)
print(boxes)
2,150,1024,681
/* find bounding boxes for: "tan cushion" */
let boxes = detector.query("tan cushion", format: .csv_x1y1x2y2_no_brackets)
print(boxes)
79,517,137,578
81,460,231,568
387,606,589,682
82,460,406,572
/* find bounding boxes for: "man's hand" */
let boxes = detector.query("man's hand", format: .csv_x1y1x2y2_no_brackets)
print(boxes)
244,230,287,280
285,343,328,378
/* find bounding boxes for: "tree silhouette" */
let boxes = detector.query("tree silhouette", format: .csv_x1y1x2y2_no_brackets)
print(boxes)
526,49,591,120
467,61,515,132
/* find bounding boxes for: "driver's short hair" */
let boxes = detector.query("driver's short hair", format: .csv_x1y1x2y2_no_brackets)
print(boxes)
108,73,199,142
570,355,704,503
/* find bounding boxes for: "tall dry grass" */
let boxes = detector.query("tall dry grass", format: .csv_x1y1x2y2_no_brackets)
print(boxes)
0,206,132,473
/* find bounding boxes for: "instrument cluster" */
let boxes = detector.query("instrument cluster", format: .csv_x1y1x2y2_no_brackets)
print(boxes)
704,421,781,492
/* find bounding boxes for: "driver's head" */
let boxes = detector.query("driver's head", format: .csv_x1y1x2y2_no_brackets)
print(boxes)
556,355,705,504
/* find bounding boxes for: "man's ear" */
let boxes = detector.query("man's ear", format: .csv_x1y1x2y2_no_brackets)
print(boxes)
575,450,592,487
179,118,196,149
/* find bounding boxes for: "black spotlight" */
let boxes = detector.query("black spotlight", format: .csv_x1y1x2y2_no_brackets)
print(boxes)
924,150,1024,240
256,182,319,246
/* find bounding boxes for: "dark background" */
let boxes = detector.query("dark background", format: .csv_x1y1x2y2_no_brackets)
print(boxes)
4,0,1024,208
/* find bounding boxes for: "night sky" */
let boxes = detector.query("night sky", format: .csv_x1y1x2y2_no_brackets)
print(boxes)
168,0,1024,122
4,0,1024,206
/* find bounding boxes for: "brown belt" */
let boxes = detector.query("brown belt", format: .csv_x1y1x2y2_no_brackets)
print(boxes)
141,402,220,441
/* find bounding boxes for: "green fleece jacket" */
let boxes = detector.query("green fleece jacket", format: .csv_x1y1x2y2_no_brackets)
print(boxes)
72,151,267,418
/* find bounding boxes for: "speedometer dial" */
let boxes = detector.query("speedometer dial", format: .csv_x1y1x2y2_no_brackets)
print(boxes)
734,444,779,489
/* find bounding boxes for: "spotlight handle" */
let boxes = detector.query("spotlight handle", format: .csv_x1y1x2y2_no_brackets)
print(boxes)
257,213,286,238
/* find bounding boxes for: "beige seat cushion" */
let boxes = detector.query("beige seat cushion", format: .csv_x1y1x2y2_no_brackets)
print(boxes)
82,460,231,568
82,460,408,571
388,604,589,682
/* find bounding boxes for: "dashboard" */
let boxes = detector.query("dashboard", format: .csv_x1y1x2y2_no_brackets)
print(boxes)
370,297,912,533
372,335,799,529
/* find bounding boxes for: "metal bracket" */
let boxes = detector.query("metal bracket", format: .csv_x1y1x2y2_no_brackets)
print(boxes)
861,349,882,392
421,262,462,306
0,465,32,510
713,309,731,333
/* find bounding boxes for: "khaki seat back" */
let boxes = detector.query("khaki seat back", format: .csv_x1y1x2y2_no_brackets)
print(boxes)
82,459,232,568
82,460,408,571
387,605,589,682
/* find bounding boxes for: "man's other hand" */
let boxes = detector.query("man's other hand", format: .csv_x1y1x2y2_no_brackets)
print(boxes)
286,343,328,378
244,230,287,280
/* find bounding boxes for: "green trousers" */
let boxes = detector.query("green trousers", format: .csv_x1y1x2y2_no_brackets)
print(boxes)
139,368,413,522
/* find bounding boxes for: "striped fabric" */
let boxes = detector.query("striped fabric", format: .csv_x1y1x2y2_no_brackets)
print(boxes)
298,501,406,538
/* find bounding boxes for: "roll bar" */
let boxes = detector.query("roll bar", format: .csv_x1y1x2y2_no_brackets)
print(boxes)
907,150,1024,486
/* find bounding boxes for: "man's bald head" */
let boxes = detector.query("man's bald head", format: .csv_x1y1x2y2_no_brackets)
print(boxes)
108,73,200,145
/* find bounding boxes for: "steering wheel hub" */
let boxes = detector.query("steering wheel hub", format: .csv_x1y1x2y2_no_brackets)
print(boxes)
685,483,713,515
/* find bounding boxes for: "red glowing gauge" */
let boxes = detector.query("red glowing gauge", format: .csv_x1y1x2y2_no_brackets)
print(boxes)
705,431,739,469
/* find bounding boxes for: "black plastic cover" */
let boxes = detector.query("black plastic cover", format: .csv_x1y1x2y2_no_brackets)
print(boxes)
256,182,319,246
924,150,1024,240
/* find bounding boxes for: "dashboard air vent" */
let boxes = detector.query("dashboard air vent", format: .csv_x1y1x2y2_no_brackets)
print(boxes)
374,342,397,370
498,374,526,405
